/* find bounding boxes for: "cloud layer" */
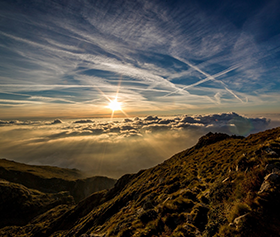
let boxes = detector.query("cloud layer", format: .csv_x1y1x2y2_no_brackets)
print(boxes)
0,113,274,178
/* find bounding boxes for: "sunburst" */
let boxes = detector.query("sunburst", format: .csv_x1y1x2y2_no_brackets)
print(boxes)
108,98,122,111
95,76,129,119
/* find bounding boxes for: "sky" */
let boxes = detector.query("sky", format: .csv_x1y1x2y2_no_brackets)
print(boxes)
0,0,280,119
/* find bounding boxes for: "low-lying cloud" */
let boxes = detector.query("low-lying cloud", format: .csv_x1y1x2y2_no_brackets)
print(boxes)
0,113,274,178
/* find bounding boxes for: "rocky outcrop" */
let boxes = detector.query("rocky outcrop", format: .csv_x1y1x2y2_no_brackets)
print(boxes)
195,132,243,149
258,172,280,194
230,213,250,231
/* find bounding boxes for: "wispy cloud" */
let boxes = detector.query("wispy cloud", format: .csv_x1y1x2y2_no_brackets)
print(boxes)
0,0,279,117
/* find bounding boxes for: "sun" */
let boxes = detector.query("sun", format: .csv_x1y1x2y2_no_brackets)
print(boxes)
108,99,122,111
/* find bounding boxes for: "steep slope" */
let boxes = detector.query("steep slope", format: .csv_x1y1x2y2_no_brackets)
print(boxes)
0,159,116,202
1,127,280,237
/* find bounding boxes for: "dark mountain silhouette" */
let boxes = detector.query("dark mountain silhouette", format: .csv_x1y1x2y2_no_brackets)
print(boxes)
0,159,116,203
1,127,280,236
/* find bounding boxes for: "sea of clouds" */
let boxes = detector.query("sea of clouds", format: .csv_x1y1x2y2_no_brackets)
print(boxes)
0,112,276,178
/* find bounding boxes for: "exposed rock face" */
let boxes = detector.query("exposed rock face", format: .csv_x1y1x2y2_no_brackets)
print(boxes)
264,173,280,182
258,181,271,194
233,213,250,231
258,171,280,194
264,147,278,157
1,127,280,237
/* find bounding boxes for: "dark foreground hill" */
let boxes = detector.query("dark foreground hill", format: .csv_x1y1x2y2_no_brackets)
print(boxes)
0,159,116,228
1,127,280,236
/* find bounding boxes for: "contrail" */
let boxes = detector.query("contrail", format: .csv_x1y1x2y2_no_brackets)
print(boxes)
213,65,239,78
165,58,243,103
224,87,244,103
164,64,238,97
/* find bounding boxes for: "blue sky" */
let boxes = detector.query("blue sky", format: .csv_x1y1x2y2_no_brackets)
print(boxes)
0,0,280,119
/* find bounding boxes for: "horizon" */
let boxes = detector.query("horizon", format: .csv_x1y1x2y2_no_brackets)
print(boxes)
1,111,280,120
1,112,279,178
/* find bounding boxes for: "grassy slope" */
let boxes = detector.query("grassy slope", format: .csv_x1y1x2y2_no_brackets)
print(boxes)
1,127,280,237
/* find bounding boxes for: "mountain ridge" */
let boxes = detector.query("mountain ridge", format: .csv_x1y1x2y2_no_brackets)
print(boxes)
0,159,116,203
